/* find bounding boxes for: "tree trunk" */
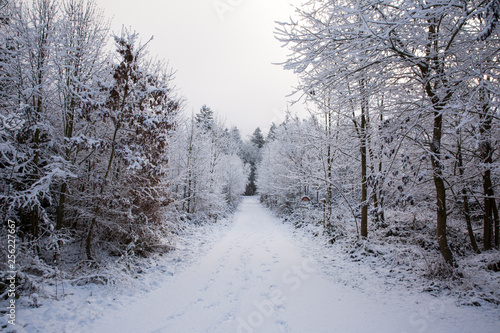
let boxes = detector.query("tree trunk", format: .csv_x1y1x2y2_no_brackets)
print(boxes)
86,125,119,260
493,202,499,248
348,79,369,237
463,187,480,254
360,126,368,238
325,110,333,230
421,18,454,265
56,182,67,230
56,97,76,230
457,136,480,253
30,205,39,240
430,112,454,265
360,80,368,238
367,106,385,225
31,127,41,243
479,85,496,251
483,170,494,251
86,216,96,261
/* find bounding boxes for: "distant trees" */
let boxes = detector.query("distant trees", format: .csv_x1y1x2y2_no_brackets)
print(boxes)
257,114,359,230
241,127,265,195
167,105,248,220
269,0,500,264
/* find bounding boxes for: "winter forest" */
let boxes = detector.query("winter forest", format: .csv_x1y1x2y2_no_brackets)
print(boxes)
0,0,255,272
1,0,500,332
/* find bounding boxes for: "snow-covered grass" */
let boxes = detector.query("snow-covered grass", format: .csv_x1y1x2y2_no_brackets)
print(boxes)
286,205,500,309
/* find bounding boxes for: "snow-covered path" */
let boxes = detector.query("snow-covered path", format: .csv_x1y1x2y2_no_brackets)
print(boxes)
85,197,498,333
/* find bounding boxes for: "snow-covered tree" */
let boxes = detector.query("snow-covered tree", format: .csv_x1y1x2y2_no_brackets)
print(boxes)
276,0,500,264
195,104,214,131
257,113,359,234
167,107,248,220
84,28,180,260
0,0,62,250
241,127,265,195
52,0,109,231
1,1,183,265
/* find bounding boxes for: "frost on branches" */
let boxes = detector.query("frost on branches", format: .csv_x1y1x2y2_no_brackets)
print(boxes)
266,0,499,270
0,0,248,300
167,106,249,223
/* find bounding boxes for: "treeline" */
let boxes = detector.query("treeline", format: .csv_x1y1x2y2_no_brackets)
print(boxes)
258,0,500,266
167,106,249,220
0,0,248,275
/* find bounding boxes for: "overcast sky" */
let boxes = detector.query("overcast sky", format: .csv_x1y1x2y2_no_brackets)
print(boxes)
96,0,305,138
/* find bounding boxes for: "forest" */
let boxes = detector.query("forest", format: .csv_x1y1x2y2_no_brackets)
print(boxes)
1,0,500,312
262,0,500,266
0,0,255,293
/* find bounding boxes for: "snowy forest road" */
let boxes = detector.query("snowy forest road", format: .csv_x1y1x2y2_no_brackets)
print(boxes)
89,197,498,333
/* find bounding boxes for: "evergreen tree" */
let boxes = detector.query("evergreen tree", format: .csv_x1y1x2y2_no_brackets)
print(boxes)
251,127,265,148
244,127,265,195
195,104,214,131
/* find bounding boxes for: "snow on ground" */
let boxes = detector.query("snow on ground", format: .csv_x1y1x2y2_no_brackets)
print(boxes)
7,197,500,332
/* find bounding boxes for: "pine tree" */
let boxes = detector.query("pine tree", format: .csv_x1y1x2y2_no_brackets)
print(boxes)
195,104,214,131
244,127,265,195
251,127,265,148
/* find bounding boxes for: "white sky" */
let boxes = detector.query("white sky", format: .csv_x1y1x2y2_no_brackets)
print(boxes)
96,0,305,138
